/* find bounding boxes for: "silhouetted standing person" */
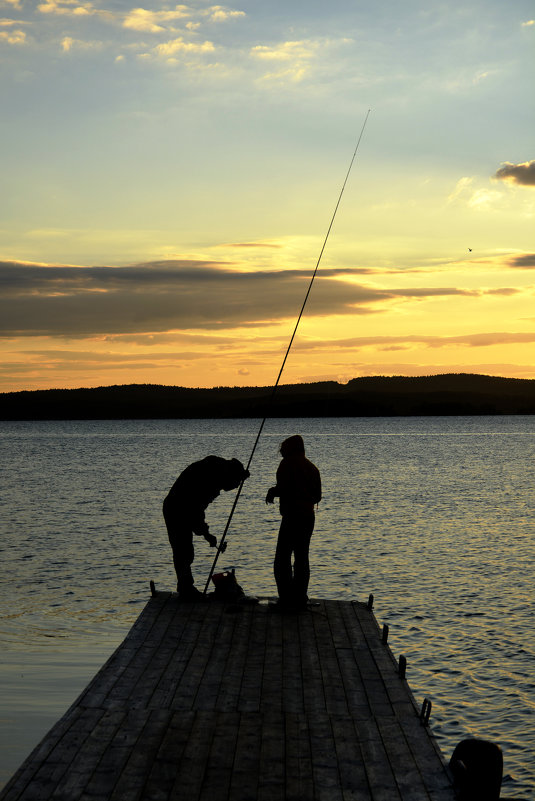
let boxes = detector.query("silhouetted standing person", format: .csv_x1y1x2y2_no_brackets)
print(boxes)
266,435,321,611
163,455,249,600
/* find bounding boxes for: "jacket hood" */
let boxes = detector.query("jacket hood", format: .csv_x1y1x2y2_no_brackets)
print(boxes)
280,435,305,458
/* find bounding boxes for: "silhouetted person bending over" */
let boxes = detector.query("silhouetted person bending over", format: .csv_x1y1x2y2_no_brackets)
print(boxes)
163,456,249,601
266,435,322,611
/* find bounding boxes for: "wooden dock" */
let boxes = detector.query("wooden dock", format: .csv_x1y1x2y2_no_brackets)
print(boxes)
1,592,456,801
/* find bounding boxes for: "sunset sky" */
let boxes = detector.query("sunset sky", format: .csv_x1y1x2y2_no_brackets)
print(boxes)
1,0,534,392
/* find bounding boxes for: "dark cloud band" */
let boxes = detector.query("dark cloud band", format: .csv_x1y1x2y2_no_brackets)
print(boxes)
493,160,535,186
0,258,492,337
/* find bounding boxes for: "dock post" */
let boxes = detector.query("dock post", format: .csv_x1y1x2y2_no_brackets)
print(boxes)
398,654,407,679
420,698,432,725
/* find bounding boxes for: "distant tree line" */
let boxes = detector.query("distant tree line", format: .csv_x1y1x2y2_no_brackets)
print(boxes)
1,374,535,420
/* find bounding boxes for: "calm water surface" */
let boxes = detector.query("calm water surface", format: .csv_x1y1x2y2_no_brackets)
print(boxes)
0,416,534,797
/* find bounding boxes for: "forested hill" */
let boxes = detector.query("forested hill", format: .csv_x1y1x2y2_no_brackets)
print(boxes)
2,374,535,420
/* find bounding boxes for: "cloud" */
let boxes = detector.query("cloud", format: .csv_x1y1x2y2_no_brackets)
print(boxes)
37,0,94,17
493,160,535,186
221,242,282,249
447,176,474,203
250,40,315,83
484,288,520,296
61,35,102,51
521,20,534,27
207,6,245,22
251,41,318,62
250,37,351,84
0,259,481,338
121,4,244,34
25,0,246,50
0,26,25,42
507,253,535,269
467,188,502,209
294,331,535,352
123,7,190,33
154,36,215,58
14,349,208,364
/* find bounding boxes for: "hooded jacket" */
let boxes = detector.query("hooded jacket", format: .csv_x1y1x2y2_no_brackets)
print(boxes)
271,436,321,515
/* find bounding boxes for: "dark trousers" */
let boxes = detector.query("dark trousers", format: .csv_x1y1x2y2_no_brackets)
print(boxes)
163,499,195,592
274,511,315,606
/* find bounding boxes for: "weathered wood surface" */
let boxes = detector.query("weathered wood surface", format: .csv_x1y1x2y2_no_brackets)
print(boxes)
1,595,456,801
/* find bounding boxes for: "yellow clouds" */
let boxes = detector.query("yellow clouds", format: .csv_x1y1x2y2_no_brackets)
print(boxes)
35,0,245,27
61,34,102,51
251,38,351,83
122,6,245,64
251,40,314,82
38,0,95,17
208,6,245,22
442,160,535,224
447,176,474,203
123,6,191,33
0,24,25,44
0,17,28,45
21,1,245,61
252,40,319,61
4,0,347,83
152,36,215,60
466,189,503,210
122,4,244,34
447,164,535,214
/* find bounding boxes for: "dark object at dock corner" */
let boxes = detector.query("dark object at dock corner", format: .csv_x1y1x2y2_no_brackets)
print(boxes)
449,738,503,801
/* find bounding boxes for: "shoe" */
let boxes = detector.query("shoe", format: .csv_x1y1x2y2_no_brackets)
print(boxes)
294,598,309,613
268,600,297,614
178,586,206,602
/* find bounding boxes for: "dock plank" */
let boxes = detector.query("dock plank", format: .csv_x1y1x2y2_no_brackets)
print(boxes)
1,595,456,801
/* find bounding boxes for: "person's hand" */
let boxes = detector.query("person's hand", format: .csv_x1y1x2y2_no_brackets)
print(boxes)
205,533,217,548
265,487,276,504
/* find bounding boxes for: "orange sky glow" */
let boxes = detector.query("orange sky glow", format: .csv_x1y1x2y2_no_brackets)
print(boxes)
1,1,533,392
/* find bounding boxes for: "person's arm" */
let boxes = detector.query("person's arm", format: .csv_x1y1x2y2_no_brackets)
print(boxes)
266,460,286,503
191,511,217,546
265,486,278,504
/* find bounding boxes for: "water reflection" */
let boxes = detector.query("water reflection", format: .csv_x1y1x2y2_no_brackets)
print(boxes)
0,416,534,795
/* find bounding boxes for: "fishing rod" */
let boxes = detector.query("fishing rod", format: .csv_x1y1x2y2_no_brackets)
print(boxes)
203,109,371,594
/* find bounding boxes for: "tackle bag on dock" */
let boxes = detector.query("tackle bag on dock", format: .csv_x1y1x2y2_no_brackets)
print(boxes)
211,569,245,601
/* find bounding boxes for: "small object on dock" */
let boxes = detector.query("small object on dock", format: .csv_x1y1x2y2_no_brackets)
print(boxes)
382,622,389,643
398,653,407,678
449,738,503,800
150,580,157,597
211,569,245,602
420,697,432,726
367,592,374,610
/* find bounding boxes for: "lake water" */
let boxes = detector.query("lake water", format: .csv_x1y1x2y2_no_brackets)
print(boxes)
0,416,534,797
